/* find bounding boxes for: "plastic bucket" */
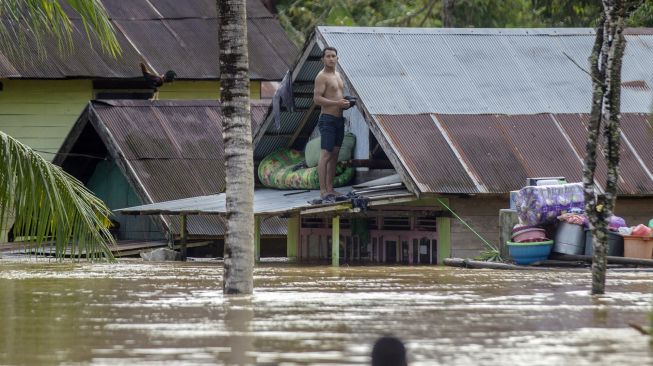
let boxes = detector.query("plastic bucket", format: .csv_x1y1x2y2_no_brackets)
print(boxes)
584,230,624,257
623,235,653,259
553,222,585,255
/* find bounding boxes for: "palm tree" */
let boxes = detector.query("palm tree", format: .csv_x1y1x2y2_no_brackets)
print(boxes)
218,0,255,294
1,132,116,259
0,0,120,259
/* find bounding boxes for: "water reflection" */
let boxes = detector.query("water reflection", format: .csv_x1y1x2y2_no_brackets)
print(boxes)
0,260,650,365
222,296,255,365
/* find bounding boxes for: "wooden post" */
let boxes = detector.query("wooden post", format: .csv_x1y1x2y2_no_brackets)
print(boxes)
499,209,519,259
180,214,187,261
255,216,261,263
436,216,451,264
332,215,340,267
287,215,299,262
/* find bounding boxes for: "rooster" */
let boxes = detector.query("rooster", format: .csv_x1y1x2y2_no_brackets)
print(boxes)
139,62,176,99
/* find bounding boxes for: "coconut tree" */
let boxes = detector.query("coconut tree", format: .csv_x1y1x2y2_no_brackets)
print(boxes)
0,0,120,259
1,133,116,259
218,0,255,294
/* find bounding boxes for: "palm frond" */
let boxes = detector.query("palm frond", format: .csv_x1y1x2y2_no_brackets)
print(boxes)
0,131,116,260
0,0,121,60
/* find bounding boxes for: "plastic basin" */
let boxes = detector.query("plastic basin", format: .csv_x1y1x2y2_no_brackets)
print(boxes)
507,240,554,265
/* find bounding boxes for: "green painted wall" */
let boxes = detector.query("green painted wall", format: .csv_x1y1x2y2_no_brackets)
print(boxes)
0,80,92,159
87,160,164,241
0,79,262,160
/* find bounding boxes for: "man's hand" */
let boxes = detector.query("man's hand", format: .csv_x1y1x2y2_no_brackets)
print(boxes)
338,99,350,109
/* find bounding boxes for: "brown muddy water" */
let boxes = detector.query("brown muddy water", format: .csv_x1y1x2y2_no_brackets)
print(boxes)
0,258,652,365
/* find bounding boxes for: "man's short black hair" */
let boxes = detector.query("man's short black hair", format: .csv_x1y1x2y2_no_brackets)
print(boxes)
321,46,338,57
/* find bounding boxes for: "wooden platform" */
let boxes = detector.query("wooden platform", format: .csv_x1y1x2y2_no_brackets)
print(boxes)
0,239,212,257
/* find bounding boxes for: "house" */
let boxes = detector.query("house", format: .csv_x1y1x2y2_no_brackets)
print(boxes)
119,27,653,264
54,100,287,256
0,0,296,159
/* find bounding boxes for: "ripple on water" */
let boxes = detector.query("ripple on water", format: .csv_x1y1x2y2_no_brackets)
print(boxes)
0,259,652,365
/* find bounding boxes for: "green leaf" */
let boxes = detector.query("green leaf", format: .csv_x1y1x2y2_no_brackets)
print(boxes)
0,131,116,261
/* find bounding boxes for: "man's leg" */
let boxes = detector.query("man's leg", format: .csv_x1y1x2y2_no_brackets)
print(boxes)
327,146,340,195
318,149,331,197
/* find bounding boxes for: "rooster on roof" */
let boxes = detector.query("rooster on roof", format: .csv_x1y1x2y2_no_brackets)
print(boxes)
139,62,176,99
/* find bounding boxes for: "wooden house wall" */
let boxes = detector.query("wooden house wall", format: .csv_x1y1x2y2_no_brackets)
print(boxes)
449,196,505,259
86,160,164,241
0,79,262,160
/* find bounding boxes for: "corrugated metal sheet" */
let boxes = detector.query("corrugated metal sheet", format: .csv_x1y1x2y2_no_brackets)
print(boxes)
374,114,479,193
496,114,584,183
620,114,653,174
118,186,415,216
57,100,271,236
317,27,653,114
102,0,160,20
90,100,268,202
0,0,295,80
149,0,215,19
437,114,528,192
552,114,653,194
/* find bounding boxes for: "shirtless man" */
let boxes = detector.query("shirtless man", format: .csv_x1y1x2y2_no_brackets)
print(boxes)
313,47,351,201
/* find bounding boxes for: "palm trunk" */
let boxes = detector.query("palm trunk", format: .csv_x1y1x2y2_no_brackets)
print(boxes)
218,0,255,294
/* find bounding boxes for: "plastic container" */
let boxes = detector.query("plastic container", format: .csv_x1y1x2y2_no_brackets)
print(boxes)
623,235,653,259
553,222,586,255
507,240,554,265
584,230,624,257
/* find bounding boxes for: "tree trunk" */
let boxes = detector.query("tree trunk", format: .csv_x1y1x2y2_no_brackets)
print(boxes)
587,1,628,295
218,0,255,295
442,0,455,27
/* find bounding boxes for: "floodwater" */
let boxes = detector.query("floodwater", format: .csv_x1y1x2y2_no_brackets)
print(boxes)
0,258,652,365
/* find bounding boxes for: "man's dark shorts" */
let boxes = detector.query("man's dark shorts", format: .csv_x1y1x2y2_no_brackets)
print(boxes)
318,114,345,152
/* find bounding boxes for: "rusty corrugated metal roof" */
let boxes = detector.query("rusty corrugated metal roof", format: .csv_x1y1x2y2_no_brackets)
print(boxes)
56,99,270,236
553,114,653,195
374,114,479,194
0,0,296,80
376,113,653,195
436,114,529,192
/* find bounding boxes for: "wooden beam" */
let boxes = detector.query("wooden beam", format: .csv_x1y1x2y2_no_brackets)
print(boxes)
287,214,299,261
180,214,187,261
287,103,317,148
255,216,261,263
332,215,340,267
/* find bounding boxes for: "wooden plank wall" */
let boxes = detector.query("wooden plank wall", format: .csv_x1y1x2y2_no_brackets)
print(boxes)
0,79,92,160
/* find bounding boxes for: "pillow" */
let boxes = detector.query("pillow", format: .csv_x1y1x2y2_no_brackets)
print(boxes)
304,132,356,168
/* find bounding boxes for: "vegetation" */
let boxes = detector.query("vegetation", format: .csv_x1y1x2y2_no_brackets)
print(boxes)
0,132,116,260
0,0,120,260
276,0,653,45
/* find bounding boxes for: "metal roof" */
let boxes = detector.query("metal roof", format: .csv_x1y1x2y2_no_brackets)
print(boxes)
254,26,653,196
0,0,296,80
55,99,288,236
319,26,653,114
374,113,652,195
117,186,415,216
